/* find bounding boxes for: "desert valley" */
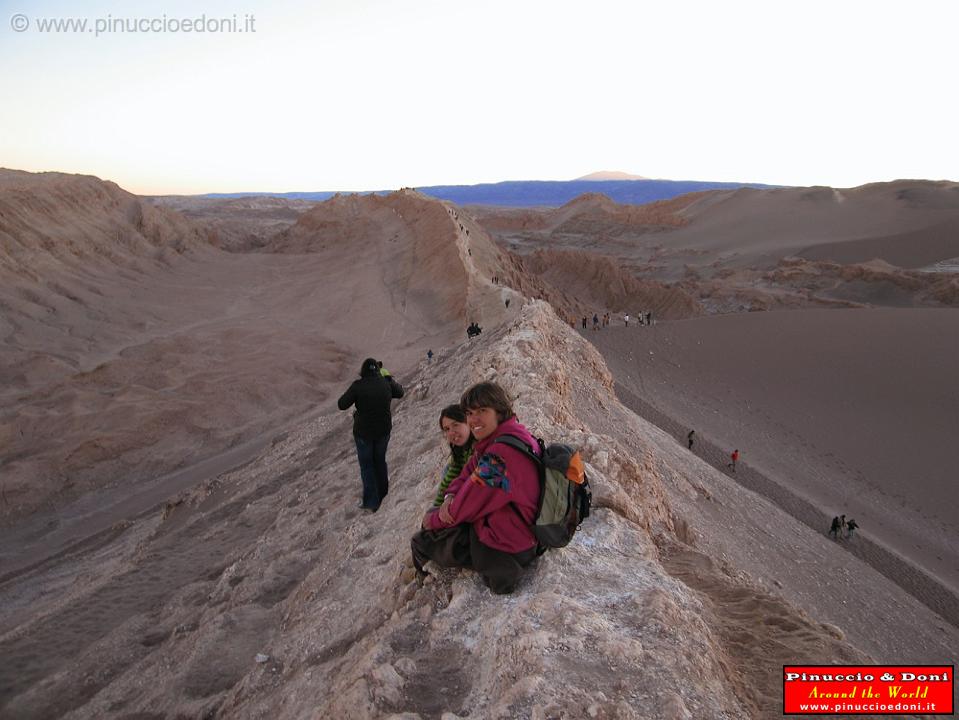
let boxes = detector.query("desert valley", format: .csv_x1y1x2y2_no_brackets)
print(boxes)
1,167,957,719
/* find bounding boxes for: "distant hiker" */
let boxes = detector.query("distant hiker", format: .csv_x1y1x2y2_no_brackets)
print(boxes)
727,449,739,472
582,316,587,329
646,311,652,326
412,381,541,594
337,358,405,512
505,298,510,308
592,314,599,331
687,430,695,450
432,404,475,507
427,349,434,363
624,314,630,327
845,518,859,539
829,516,841,539
839,514,847,537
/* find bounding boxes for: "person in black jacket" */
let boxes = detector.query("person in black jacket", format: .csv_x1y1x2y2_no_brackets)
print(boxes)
337,357,404,512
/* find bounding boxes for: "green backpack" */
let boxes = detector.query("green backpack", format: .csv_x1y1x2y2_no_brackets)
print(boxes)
493,435,592,552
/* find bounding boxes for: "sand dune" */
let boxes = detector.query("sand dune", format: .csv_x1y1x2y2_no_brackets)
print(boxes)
663,181,959,270
588,309,959,596
467,191,693,235
475,181,959,311
798,216,959,268
476,182,959,274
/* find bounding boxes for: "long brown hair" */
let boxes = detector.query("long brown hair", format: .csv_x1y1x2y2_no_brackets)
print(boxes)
439,404,473,456
460,381,514,424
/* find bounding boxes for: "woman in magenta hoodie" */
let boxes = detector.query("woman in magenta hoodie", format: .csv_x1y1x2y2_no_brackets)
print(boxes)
411,381,541,594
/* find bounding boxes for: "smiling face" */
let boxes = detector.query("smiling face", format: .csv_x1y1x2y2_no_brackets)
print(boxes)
440,416,471,448
465,406,501,442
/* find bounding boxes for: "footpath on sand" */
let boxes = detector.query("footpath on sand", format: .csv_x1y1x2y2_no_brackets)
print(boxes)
0,410,313,585
612,380,959,629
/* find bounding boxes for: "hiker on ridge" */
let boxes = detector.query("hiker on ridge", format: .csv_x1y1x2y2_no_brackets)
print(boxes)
727,448,739,472
412,381,541,595
337,358,404,513
829,516,841,539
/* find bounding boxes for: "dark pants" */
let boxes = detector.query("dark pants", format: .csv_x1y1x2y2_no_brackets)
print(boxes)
354,433,390,509
410,524,537,595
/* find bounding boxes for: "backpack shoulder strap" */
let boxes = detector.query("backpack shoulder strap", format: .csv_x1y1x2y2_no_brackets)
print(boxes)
490,434,541,464
492,434,551,556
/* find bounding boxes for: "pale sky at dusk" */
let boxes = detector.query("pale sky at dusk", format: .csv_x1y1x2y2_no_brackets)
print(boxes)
1,0,956,194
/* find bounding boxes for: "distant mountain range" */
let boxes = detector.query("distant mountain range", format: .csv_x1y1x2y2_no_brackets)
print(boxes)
200,178,784,207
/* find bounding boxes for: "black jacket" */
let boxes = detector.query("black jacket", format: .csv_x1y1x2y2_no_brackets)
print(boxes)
337,374,404,439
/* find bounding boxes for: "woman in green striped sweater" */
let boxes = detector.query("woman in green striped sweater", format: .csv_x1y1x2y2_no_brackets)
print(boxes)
433,404,475,507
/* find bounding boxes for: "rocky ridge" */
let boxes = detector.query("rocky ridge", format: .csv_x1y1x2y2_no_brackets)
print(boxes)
1,302,883,720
